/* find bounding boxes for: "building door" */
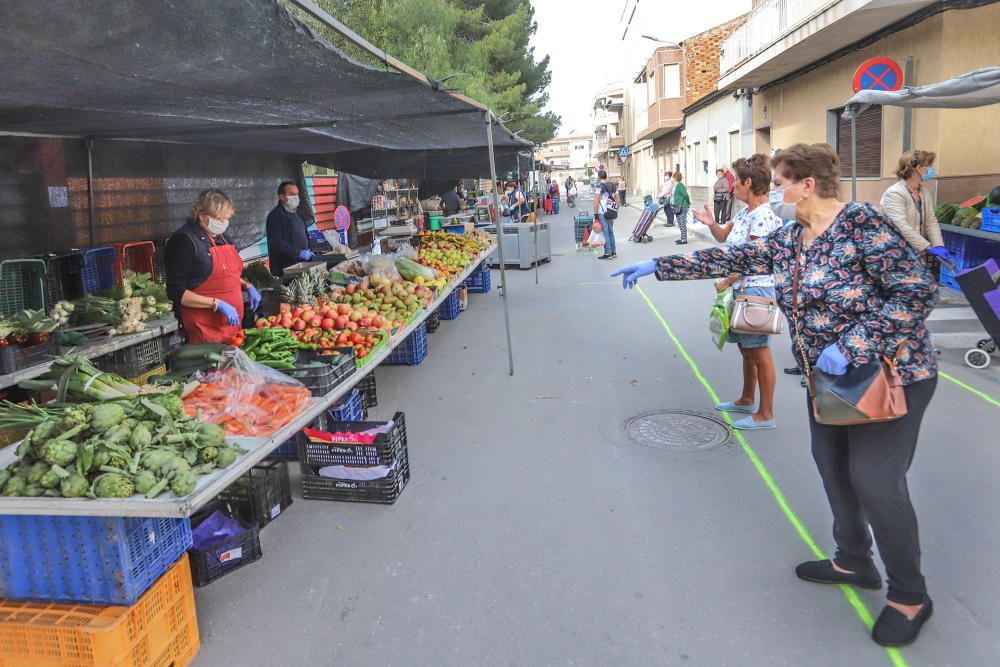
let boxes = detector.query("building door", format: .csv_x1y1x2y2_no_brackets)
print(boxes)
708,137,718,181
729,130,741,164
756,126,771,155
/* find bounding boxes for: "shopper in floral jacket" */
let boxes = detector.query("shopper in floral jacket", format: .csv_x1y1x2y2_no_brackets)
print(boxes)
612,143,938,648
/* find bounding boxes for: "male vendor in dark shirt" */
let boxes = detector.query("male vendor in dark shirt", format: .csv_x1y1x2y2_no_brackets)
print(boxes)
267,181,313,277
441,181,463,216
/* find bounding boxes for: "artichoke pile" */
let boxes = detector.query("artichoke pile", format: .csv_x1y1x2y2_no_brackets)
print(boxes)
0,392,243,499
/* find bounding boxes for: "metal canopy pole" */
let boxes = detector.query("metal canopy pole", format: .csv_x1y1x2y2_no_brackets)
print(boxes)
85,138,96,246
486,114,515,376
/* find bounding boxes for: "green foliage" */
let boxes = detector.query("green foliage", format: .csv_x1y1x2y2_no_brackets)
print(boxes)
282,0,559,144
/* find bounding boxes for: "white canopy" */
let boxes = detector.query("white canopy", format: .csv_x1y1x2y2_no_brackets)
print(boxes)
844,67,1000,109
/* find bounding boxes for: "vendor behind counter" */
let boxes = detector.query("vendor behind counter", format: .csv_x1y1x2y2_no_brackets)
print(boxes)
441,181,463,216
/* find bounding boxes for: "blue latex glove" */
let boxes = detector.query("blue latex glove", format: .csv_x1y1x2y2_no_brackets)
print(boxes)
298,249,315,261
928,246,951,261
816,344,849,375
611,260,657,289
215,300,240,326
246,285,261,311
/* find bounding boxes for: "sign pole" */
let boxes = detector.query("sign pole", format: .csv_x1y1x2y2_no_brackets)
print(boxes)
850,106,858,202
485,113,515,376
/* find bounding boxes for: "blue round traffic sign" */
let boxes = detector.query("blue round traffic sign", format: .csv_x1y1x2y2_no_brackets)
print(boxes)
853,57,903,93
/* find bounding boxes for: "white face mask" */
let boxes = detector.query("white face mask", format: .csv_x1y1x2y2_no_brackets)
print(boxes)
206,217,229,235
769,186,801,221
283,195,300,211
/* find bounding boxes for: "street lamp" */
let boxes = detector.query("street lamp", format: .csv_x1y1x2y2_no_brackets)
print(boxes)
641,35,681,48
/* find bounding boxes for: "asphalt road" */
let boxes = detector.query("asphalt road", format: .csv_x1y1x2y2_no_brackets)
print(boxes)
193,201,999,667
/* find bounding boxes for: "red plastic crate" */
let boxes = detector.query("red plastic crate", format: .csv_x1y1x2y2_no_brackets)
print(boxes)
112,241,156,285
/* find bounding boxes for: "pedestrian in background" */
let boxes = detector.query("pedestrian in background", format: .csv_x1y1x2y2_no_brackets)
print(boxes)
543,178,553,215
880,149,951,265
594,170,619,259
613,143,938,648
551,179,561,215
713,169,730,224
659,171,676,227
671,172,690,245
723,165,737,221
617,175,627,207
695,155,782,430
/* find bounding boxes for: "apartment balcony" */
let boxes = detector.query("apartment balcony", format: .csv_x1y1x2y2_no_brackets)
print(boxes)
719,0,935,89
637,98,683,142
544,149,571,159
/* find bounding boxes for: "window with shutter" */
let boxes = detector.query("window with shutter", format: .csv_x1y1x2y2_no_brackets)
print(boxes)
836,105,882,178
729,130,741,164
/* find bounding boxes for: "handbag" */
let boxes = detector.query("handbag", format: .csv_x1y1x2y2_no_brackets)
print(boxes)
730,286,783,335
790,236,907,426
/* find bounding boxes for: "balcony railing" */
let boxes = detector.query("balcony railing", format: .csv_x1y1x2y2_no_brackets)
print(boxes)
720,0,834,74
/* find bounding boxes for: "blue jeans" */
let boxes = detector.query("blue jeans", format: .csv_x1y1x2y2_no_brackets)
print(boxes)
598,213,616,254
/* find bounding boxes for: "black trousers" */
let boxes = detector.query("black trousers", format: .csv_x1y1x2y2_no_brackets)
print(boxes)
808,377,936,604
714,198,727,224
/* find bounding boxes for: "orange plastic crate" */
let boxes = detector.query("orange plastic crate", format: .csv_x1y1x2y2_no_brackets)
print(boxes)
0,555,199,667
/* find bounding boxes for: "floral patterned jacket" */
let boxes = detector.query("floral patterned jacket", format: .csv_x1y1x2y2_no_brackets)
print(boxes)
655,202,938,384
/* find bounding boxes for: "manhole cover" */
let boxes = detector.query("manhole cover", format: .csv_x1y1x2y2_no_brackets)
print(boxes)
624,411,731,451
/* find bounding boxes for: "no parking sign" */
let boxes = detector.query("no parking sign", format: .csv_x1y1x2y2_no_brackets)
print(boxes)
852,57,903,93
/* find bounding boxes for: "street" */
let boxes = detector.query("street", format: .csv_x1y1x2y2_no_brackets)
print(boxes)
193,202,1000,667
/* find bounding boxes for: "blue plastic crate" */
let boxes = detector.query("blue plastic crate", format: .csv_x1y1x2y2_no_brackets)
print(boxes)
0,514,192,605
982,208,1000,234
443,224,467,235
268,435,300,459
385,322,428,366
330,388,364,421
437,290,461,320
81,245,117,295
464,265,491,293
939,265,961,291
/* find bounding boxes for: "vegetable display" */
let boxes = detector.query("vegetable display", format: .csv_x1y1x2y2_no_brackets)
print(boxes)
0,392,244,499
18,355,142,401
50,271,172,337
240,328,301,369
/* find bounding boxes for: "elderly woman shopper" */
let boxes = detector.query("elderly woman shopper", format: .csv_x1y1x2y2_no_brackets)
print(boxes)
694,155,782,429
712,169,730,224
880,149,950,263
613,143,938,647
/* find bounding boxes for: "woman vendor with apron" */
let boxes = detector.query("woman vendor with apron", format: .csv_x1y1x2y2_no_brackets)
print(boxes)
165,189,261,343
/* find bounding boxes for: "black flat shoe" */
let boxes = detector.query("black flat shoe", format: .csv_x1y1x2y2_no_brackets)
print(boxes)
872,599,933,647
783,366,802,375
597,254,611,260
795,560,882,590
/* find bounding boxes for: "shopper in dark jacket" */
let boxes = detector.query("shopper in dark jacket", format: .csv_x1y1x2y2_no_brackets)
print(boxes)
266,181,312,277
613,143,938,648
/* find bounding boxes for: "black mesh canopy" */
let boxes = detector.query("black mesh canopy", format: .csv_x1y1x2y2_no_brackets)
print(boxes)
0,0,528,178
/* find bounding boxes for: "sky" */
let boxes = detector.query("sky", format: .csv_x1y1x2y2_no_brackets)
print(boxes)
530,0,752,136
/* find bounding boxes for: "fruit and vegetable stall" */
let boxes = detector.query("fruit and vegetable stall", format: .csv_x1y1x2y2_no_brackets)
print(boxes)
934,188,1000,290
0,228,497,665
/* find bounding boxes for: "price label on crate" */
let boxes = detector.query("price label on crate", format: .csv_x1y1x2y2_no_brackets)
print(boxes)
219,547,243,563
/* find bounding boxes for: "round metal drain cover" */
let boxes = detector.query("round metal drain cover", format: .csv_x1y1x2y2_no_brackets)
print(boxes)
625,411,731,451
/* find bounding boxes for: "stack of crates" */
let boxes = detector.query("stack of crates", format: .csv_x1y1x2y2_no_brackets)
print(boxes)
385,322,429,365
0,259,46,317
0,515,199,666
299,412,410,504
81,246,118,295
464,264,492,293
94,336,166,385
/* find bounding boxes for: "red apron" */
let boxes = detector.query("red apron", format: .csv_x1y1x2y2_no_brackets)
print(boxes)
180,237,244,344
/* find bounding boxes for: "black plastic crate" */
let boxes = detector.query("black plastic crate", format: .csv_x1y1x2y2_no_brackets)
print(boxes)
357,373,378,410
385,322,428,366
216,460,293,529
300,452,410,504
0,340,57,374
302,346,355,391
94,337,164,377
425,309,440,333
301,412,406,467
188,501,263,587
282,361,336,397
39,251,85,308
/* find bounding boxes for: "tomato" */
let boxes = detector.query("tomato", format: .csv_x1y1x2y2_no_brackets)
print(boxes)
357,348,367,359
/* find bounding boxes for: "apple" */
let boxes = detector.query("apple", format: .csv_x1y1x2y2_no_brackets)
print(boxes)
346,321,359,331
293,319,306,331
333,315,347,329
372,315,385,328
360,318,371,328
346,283,356,295
349,311,362,322
310,316,323,328
337,304,351,316
280,317,293,329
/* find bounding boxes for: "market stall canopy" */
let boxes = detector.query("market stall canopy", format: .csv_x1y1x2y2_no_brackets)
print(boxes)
0,0,529,178
844,67,1000,109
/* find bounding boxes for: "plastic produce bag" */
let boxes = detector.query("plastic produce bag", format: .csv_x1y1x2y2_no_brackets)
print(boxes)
182,348,312,437
318,460,398,480
709,287,734,351
362,253,402,282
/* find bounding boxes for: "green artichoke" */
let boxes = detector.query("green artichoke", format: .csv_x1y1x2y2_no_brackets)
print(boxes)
195,422,225,450
1,475,27,496
130,424,152,450
197,446,218,464
215,447,239,468
60,473,89,498
131,470,159,495
26,461,50,485
89,403,126,434
169,471,198,497
60,406,88,430
93,473,134,498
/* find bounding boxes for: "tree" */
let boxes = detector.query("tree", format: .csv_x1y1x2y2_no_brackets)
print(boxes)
282,0,559,144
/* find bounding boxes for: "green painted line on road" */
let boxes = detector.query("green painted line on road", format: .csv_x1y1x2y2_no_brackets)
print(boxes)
939,371,1000,409
633,285,907,667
